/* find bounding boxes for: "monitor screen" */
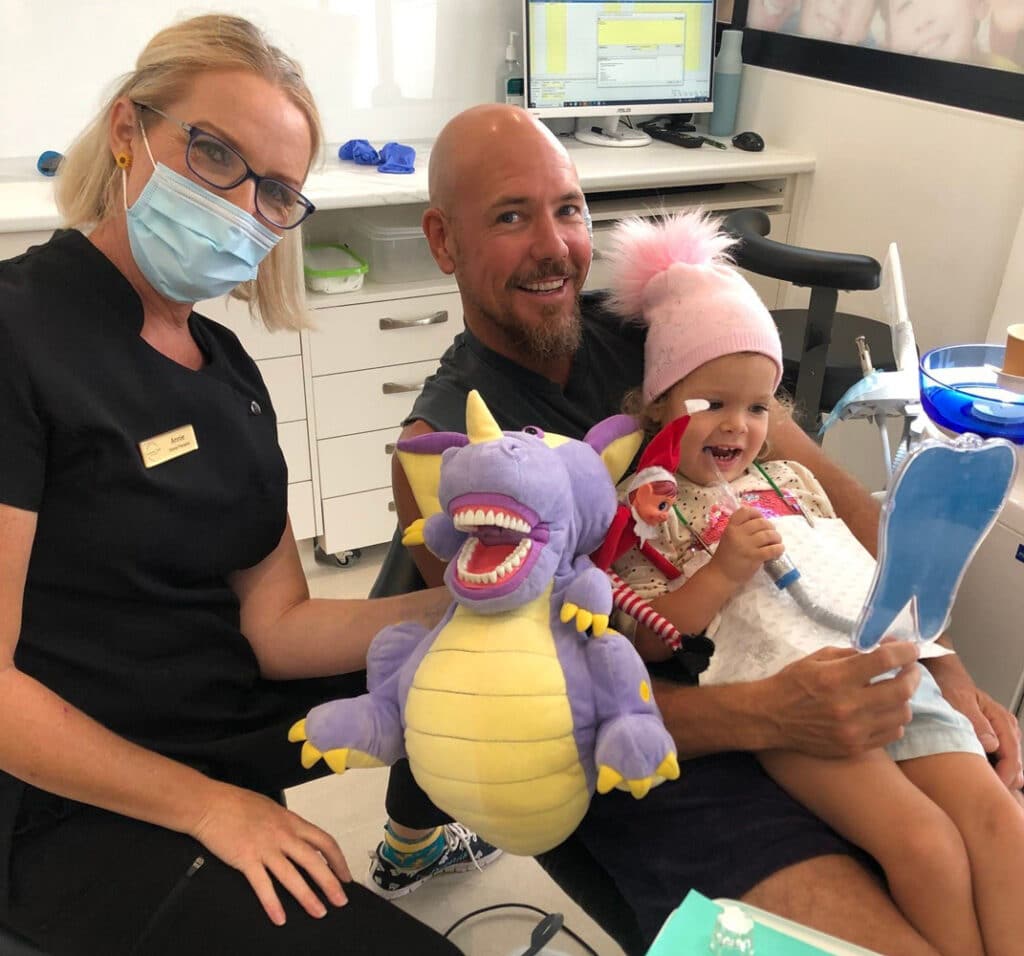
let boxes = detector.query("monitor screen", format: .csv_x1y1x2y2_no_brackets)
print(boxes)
524,0,718,131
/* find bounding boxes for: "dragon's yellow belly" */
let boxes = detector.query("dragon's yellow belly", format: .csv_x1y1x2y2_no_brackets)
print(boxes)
405,586,590,854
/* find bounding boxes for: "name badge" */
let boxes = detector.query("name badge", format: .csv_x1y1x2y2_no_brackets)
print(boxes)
139,425,199,469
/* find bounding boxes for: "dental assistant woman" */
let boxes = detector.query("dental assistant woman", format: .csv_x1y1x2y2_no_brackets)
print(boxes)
0,15,456,956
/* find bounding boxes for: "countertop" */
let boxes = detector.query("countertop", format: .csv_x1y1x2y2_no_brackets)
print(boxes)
0,135,815,234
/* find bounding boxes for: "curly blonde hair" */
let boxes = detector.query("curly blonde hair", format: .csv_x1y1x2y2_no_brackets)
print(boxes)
55,14,322,332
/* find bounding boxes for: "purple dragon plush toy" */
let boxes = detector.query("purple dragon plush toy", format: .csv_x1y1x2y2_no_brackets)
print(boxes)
290,390,680,855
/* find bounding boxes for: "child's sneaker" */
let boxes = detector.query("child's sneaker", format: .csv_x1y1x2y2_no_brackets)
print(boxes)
367,823,502,899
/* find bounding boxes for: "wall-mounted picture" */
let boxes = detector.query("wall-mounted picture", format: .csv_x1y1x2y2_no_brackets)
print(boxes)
746,0,1023,72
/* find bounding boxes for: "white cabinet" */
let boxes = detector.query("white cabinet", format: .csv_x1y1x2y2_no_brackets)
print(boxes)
306,287,465,554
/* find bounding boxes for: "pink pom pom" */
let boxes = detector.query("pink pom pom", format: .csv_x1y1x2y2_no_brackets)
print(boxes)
603,210,737,321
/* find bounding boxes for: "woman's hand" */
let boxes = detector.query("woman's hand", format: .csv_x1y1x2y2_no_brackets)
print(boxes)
191,783,351,925
712,507,784,585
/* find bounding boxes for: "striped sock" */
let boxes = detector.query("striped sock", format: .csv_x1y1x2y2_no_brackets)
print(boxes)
380,823,445,871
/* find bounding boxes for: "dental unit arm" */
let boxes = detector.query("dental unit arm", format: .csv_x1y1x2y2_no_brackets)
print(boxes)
817,244,934,474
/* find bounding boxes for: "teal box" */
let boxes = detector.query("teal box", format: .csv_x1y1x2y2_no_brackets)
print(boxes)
647,890,873,955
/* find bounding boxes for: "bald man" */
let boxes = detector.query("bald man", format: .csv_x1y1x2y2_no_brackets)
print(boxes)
376,105,1021,955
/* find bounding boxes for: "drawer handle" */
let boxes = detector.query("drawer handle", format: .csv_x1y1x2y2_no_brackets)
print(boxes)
382,381,425,395
385,443,396,455
379,310,448,331
388,501,397,512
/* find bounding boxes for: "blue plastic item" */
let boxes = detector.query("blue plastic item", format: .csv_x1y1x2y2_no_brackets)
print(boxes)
377,141,416,174
338,139,380,165
852,433,1018,651
36,150,63,176
920,344,1024,444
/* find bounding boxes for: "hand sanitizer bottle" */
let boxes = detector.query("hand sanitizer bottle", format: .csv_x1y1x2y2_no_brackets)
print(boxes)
709,29,744,137
500,30,525,107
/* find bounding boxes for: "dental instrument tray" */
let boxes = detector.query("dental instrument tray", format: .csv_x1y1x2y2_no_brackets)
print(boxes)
303,242,368,294
920,345,1024,444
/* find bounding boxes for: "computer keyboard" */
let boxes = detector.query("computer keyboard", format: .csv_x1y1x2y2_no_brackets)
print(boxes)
642,125,705,149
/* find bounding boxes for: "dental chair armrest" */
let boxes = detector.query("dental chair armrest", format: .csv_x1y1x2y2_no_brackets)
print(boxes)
723,209,882,292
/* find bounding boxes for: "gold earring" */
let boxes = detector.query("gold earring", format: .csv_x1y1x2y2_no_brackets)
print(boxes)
115,153,132,170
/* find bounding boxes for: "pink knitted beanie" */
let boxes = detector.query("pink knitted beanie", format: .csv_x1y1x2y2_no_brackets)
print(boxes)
604,211,782,405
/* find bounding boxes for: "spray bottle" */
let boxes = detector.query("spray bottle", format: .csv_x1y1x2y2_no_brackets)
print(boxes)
500,31,525,107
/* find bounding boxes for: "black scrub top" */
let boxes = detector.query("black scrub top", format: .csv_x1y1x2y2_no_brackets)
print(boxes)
0,231,290,825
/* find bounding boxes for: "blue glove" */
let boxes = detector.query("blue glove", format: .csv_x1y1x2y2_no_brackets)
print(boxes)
339,139,381,165
378,142,416,174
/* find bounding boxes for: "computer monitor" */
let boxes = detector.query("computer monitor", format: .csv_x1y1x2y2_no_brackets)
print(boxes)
524,0,717,147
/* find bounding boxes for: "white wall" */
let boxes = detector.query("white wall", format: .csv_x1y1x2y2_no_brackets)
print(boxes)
0,0,520,162
736,65,1024,354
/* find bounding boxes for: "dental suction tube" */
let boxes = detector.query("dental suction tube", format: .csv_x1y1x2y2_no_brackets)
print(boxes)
707,459,856,635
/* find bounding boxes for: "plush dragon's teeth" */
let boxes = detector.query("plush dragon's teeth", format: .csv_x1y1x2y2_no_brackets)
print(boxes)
456,537,533,584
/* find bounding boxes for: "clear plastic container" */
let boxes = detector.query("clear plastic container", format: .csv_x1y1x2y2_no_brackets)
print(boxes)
345,206,438,284
303,243,368,294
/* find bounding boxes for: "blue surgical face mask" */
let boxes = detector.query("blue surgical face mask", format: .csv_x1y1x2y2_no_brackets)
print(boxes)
124,125,281,303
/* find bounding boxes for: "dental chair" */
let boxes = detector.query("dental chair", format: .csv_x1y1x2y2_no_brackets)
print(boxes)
722,209,894,436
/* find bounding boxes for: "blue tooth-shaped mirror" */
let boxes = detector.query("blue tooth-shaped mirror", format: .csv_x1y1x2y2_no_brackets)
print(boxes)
853,434,1018,653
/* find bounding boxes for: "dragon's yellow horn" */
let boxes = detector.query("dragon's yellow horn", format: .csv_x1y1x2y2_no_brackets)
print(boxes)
466,390,502,444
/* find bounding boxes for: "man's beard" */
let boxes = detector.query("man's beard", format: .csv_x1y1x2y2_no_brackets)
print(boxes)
494,296,583,360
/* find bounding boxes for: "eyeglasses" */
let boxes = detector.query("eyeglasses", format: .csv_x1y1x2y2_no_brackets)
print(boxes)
133,102,316,229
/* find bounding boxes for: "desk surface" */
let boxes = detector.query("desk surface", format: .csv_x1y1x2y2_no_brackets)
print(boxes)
0,135,815,234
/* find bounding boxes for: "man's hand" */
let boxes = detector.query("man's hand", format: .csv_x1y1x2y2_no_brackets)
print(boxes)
925,653,1024,790
191,782,351,926
712,507,785,585
761,642,920,756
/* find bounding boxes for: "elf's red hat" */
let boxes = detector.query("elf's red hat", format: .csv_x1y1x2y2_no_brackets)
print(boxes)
626,414,691,493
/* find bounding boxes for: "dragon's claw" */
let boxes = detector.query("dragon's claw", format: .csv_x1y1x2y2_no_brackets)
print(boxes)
561,602,603,635
657,753,681,781
627,777,653,800
596,765,623,794
323,748,350,774
401,518,426,548
288,719,307,743
300,740,322,769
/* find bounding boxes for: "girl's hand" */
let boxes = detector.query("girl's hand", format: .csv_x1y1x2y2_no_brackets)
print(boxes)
191,783,351,925
712,506,784,585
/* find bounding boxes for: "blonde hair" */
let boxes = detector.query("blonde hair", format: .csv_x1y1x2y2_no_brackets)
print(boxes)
55,14,323,332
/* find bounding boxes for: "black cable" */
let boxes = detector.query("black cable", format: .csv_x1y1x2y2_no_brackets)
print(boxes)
441,902,600,955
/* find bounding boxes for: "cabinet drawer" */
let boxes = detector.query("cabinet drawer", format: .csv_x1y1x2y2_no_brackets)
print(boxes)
321,487,397,553
288,480,316,541
258,355,306,424
278,420,311,483
319,427,399,499
313,360,438,438
198,294,301,360
309,292,463,376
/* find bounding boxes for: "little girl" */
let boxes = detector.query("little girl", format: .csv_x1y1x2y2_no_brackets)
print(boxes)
605,210,1024,956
